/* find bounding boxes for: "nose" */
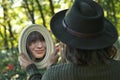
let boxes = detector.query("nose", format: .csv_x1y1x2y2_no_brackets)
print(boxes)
36,42,43,48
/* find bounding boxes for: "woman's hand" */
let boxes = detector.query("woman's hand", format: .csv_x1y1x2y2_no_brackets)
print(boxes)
18,53,33,70
47,43,60,68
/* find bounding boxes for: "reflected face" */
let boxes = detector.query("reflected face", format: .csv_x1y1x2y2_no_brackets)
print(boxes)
29,40,46,58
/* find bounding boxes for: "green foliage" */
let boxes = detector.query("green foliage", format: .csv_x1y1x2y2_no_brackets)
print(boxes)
0,48,27,79
98,0,120,31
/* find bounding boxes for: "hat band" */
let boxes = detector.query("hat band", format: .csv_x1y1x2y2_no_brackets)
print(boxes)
62,20,102,38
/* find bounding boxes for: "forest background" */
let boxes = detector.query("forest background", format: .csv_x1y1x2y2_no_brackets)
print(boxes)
0,0,120,79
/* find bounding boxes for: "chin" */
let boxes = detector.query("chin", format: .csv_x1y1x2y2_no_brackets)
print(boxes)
35,55,44,58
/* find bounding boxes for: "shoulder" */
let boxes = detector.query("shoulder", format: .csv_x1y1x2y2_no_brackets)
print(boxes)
41,63,73,80
47,63,72,72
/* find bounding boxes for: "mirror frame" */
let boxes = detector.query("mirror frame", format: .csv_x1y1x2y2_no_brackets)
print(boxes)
18,24,54,69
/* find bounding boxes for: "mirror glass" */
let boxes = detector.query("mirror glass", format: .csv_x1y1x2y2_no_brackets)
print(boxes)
18,24,54,69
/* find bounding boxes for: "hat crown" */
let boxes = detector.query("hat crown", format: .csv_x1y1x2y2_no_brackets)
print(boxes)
64,0,104,36
79,1,96,17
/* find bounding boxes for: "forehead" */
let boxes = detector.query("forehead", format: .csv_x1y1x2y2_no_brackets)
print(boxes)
29,31,44,38
27,31,45,42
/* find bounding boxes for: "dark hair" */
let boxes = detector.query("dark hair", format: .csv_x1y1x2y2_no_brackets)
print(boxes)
26,31,45,61
27,31,45,46
65,45,117,66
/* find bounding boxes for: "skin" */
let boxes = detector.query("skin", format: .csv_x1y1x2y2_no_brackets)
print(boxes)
29,40,46,59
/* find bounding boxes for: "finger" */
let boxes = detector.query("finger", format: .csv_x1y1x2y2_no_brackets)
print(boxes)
55,43,60,47
18,56,23,65
55,43,60,52
21,54,30,61
21,53,27,59
19,56,29,64
54,48,59,56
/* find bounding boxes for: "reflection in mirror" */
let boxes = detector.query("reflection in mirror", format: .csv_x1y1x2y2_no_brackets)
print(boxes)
26,31,46,62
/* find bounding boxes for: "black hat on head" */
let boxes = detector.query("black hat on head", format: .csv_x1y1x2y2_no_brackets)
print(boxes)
50,0,118,49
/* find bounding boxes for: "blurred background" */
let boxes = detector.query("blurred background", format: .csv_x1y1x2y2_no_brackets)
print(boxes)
0,0,120,79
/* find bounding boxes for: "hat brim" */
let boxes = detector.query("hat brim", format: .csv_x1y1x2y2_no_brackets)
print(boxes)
50,9,118,49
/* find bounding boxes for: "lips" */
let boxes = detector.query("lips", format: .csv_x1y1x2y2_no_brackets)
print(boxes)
35,49,45,54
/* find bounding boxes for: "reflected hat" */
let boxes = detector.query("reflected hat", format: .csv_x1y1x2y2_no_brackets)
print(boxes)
50,0,118,49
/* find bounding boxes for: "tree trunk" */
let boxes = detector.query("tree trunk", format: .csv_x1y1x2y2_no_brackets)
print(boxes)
49,0,55,16
35,0,46,27
24,0,35,24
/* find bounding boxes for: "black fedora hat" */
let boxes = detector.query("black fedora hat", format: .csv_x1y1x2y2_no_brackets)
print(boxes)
50,0,118,49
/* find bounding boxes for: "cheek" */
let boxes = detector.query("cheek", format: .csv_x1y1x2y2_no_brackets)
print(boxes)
43,43,46,48
29,45,34,52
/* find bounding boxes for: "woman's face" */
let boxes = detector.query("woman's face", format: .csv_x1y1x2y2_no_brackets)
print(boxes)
29,40,46,59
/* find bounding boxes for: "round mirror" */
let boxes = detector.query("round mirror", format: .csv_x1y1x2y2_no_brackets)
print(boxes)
18,24,54,69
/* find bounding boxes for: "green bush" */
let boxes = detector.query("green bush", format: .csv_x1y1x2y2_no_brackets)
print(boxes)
0,48,27,80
